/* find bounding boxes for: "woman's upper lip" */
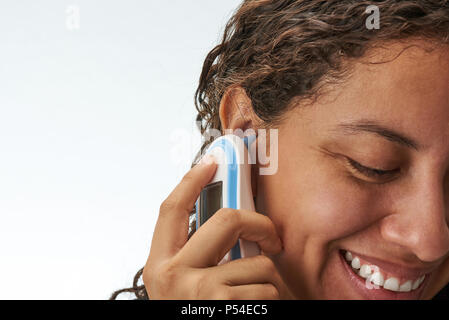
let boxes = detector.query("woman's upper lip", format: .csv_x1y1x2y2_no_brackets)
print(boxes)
342,249,438,279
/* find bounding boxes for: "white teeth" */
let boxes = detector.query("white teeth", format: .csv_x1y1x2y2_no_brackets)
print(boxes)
358,265,373,278
345,251,353,262
351,257,361,269
412,275,425,290
399,280,412,292
412,279,420,290
369,271,385,287
343,251,427,292
383,277,400,292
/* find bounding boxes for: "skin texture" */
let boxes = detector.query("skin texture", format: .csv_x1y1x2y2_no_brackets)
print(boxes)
240,40,449,299
144,39,449,299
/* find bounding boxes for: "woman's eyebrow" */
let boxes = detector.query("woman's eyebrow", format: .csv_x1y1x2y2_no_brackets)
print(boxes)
333,119,420,151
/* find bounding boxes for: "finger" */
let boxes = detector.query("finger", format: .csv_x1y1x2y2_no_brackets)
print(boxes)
175,208,282,268
212,255,279,285
150,155,217,261
220,284,280,300
208,255,291,299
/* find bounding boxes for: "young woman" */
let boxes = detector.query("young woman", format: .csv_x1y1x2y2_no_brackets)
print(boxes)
112,0,449,299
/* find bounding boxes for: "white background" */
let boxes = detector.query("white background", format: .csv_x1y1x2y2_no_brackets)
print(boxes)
0,0,241,299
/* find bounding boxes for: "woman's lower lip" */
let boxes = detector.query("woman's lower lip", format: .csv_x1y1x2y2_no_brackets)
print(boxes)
338,250,427,300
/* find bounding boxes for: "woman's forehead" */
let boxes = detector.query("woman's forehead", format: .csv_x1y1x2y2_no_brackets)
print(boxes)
283,42,449,150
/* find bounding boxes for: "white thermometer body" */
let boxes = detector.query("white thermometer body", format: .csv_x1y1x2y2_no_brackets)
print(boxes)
196,134,260,264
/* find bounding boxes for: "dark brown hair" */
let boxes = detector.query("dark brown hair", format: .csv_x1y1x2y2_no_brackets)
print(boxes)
111,0,449,300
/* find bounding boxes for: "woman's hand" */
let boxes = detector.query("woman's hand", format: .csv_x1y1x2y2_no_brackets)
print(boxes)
143,155,292,299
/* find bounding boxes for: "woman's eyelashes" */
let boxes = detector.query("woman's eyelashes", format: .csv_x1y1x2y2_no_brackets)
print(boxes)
344,157,400,182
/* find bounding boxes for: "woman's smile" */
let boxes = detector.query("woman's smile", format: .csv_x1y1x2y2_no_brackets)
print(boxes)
338,249,436,299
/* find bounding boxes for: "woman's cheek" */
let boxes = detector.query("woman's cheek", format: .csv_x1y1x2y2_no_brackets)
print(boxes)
267,158,380,244
298,179,375,238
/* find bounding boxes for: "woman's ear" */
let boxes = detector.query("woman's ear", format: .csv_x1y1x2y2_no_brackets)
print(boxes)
219,85,260,198
219,86,257,131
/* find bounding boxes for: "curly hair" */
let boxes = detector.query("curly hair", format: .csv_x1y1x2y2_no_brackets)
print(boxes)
111,0,449,300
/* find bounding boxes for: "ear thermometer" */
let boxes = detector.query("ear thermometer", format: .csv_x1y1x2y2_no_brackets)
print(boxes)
196,134,261,264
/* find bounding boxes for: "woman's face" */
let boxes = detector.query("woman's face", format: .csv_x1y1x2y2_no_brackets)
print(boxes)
256,40,449,299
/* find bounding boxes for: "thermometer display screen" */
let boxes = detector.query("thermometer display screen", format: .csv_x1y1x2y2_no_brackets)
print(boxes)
199,181,223,226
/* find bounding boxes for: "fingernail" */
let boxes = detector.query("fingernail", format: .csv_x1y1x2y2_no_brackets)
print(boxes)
199,154,216,166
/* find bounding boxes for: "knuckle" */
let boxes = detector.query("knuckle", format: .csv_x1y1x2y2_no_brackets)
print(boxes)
160,261,178,281
259,214,276,233
152,262,178,295
255,255,276,273
214,208,240,227
159,198,178,214
159,198,173,213
181,171,195,185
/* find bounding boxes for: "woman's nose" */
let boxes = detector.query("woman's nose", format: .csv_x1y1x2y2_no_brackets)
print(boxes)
379,176,449,263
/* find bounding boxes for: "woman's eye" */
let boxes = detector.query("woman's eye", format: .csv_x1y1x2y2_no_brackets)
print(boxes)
345,157,400,180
